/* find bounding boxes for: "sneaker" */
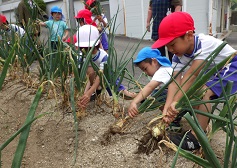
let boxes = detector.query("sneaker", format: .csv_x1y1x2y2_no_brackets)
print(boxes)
166,122,182,133
168,130,201,151
90,89,102,101
166,110,190,132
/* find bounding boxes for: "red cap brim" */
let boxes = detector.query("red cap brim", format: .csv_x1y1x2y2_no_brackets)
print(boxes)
151,37,175,49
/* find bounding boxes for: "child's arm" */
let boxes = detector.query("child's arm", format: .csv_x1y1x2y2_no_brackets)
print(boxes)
128,80,160,118
163,60,205,124
38,21,46,27
173,60,204,103
79,75,100,108
96,15,107,27
162,71,181,122
146,1,152,32
62,29,69,41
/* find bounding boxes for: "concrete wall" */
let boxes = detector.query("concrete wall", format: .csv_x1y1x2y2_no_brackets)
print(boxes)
231,11,237,25
109,0,125,35
124,0,150,39
185,0,209,35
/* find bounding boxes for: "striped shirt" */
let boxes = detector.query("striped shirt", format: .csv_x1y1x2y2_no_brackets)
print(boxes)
172,34,236,72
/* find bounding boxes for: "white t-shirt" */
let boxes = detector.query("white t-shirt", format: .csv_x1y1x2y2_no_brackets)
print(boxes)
92,48,108,70
0,24,25,40
172,33,236,71
151,66,173,87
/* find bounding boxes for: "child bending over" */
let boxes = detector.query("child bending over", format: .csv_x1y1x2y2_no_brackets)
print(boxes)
0,14,25,41
76,25,136,108
128,47,172,118
152,12,237,151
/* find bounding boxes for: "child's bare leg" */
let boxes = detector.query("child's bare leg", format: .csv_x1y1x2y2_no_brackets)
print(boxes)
121,89,137,98
87,66,102,91
192,88,215,135
84,79,91,94
87,67,96,84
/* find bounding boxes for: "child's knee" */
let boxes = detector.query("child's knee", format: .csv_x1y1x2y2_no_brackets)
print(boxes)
203,89,215,100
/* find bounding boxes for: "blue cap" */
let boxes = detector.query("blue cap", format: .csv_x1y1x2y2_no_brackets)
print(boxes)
133,47,171,67
51,6,62,13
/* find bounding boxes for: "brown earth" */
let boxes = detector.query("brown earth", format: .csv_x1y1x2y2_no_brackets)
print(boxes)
0,68,227,168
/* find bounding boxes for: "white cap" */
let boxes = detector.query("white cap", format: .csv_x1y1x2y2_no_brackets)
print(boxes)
75,25,100,47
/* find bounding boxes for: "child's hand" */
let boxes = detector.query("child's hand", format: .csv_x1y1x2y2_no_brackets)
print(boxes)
96,15,103,22
62,36,67,42
128,102,138,118
78,93,91,108
163,102,179,125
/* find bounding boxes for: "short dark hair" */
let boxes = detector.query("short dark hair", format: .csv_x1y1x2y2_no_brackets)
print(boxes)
76,18,85,24
135,58,152,66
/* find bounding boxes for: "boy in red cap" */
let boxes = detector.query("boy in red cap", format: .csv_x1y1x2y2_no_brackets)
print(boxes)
85,0,109,52
152,12,237,150
66,9,97,45
0,14,25,41
75,9,97,27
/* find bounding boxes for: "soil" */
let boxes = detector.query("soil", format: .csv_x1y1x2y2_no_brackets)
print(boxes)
0,67,227,168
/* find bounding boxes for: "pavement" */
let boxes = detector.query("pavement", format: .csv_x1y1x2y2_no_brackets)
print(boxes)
225,32,237,49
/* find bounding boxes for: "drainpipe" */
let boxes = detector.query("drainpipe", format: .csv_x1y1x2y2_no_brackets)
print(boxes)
208,0,213,36
63,0,69,25
226,0,230,31
221,0,225,32
68,0,76,30
122,0,126,36
63,0,76,42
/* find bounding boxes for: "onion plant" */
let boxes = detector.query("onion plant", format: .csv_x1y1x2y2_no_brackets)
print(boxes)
95,8,150,117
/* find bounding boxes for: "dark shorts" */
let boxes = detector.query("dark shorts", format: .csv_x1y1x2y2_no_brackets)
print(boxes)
101,32,108,50
106,78,126,96
206,55,237,97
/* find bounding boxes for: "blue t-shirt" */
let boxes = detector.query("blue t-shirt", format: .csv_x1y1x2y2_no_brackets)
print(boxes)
45,20,68,41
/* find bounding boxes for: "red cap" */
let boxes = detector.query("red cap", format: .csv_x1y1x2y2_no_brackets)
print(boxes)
75,9,97,27
152,12,195,49
0,14,7,24
75,9,92,19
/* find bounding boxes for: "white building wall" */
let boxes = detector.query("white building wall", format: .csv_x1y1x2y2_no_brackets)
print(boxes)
124,0,150,39
109,0,125,35
0,0,84,24
184,0,209,35
0,0,230,38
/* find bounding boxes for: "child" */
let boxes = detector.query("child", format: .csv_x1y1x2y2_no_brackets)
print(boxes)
75,9,97,27
66,9,96,45
152,12,237,150
38,6,69,50
85,0,109,52
0,14,25,41
128,47,173,118
76,25,136,108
